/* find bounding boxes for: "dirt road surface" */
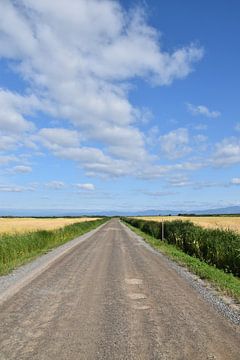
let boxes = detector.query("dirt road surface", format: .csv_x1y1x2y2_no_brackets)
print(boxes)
0,219,239,359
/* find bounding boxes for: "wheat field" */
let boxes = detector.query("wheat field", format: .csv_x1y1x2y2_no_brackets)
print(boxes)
0,217,101,234
134,216,240,233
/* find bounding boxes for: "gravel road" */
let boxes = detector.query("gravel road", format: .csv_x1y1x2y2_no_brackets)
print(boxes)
0,219,239,359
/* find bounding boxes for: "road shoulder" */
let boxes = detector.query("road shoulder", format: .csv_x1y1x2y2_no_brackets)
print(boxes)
0,221,108,306
121,220,240,326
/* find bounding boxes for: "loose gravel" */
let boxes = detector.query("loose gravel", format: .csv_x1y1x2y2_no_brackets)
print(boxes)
0,222,108,304
1,220,239,327
0,219,239,359
122,222,240,326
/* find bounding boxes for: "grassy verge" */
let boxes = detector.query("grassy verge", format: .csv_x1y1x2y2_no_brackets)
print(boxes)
124,221,240,302
0,218,108,275
122,217,240,276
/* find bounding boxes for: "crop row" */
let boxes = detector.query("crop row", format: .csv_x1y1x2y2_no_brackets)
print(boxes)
122,218,240,277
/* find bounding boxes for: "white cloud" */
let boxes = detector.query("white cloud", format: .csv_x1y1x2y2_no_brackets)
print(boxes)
159,128,191,160
231,178,240,185
0,155,18,164
38,128,81,150
193,134,208,152
187,103,220,118
0,184,35,192
213,137,240,166
0,0,203,178
11,165,32,173
93,126,148,161
146,126,160,147
193,134,207,143
167,175,191,187
192,181,227,190
134,159,206,180
0,133,19,151
45,181,65,190
76,183,95,191
144,190,176,197
165,176,226,190
194,123,208,131
51,145,134,177
0,89,41,152
0,89,37,133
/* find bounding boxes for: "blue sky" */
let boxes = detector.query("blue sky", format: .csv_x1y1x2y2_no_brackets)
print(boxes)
0,0,240,213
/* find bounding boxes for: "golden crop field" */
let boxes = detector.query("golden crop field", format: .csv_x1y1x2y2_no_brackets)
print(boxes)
0,217,101,234
134,216,240,233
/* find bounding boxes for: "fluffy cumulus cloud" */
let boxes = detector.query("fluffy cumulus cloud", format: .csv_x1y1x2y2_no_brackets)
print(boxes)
45,181,65,190
0,155,18,164
213,137,240,166
187,103,221,118
231,178,240,185
0,89,40,133
38,128,81,150
76,183,95,191
0,89,39,151
10,165,32,173
0,134,19,151
159,128,191,160
0,0,204,178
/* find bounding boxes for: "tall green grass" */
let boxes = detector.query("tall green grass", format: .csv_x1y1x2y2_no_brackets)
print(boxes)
0,218,107,275
124,222,240,301
122,218,240,277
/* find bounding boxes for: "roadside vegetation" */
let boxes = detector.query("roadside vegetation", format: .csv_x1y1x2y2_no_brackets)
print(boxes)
0,218,107,275
133,215,240,233
122,218,240,301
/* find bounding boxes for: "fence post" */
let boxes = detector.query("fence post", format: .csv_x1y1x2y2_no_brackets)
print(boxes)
161,220,164,240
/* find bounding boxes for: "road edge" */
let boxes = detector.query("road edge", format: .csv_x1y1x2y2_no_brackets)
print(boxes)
0,221,109,306
121,220,240,326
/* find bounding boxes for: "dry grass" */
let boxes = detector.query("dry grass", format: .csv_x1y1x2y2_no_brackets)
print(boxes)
134,216,240,233
0,217,101,234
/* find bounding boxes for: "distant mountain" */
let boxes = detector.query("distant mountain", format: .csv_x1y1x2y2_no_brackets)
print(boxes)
95,206,240,216
0,209,99,217
191,206,240,215
1,206,240,217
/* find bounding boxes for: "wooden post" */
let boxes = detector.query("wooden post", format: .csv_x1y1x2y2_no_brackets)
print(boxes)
161,220,164,240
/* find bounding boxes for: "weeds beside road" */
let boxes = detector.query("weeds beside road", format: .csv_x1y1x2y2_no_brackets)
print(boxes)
122,217,240,276
0,218,107,275
122,218,240,301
